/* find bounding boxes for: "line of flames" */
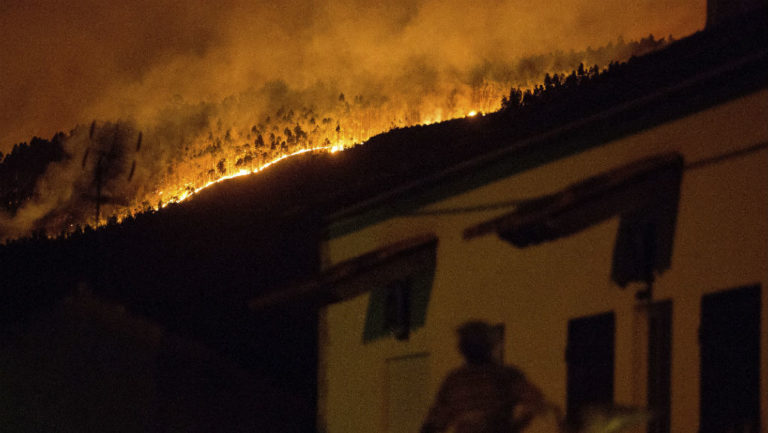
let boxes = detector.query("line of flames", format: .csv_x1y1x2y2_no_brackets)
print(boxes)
158,144,345,208
84,109,486,232
151,112,483,212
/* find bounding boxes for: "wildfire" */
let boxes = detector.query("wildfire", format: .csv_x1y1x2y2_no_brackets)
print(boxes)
147,104,487,214
0,34,672,240
108,94,493,225
149,106,481,211
161,145,337,207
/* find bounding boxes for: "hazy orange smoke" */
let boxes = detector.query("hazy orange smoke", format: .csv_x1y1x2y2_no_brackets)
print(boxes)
0,1,705,239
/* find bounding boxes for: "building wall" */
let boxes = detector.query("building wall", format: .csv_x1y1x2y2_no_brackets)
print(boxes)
319,89,768,433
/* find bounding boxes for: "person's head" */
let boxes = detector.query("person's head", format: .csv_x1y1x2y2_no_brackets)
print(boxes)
456,320,502,365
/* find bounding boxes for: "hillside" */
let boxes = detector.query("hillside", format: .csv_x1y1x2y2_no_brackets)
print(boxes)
0,35,670,241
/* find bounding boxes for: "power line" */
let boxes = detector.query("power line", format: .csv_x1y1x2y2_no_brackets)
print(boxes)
400,140,768,217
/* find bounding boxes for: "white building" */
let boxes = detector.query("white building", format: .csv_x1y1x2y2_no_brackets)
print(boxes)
251,7,768,433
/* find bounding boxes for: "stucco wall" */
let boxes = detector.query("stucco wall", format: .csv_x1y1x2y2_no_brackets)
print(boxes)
319,89,768,433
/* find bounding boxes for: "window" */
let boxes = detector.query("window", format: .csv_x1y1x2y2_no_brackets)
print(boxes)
384,279,412,340
363,252,436,342
700,285,761,433
566,312,615,425
647,301,671,433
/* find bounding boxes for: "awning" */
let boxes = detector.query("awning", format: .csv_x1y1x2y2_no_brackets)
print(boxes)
463,153,683,286
248,234,438,311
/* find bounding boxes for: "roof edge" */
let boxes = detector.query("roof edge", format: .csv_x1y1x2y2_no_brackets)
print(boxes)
249,233,438,310
326,46,768,239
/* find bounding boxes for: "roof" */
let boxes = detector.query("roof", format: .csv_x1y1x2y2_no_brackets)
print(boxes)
248,234,438,310
462,153,683,244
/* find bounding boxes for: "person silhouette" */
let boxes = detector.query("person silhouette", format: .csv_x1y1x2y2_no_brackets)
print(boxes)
420,321,551,433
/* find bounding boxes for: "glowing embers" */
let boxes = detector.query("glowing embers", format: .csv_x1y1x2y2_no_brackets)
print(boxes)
159,144,343,208
157,106,489,210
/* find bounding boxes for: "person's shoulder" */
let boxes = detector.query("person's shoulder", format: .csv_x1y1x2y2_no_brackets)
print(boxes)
438,365,477,390
443,363,496,382
501,364,526,381
436,365,463,383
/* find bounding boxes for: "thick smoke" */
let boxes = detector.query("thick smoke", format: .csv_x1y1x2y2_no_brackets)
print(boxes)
1,0,704,151
0,1,705,239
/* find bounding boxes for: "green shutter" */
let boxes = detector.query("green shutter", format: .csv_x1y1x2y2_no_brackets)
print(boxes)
362,252,436,343
363,286,390,342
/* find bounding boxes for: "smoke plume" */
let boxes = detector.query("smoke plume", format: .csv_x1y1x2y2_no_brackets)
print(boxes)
0,1,705,239
1,0,704,151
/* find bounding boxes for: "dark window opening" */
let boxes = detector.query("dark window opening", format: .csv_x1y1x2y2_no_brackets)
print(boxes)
361,241,437,343
385,279,412,340
700,285,761,433
566,312,616,426
647,301,671,433
610,159,682,288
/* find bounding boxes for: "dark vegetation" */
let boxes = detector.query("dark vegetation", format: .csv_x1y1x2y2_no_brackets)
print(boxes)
0,11,765,433
0,134,66,214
